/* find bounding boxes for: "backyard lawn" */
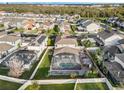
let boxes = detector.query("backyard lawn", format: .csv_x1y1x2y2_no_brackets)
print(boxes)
33,49,100,79
33,49,81,79
33,49,52,79
76,83,109,90
26,83,75,90
47,37,55,46
0,64,9,76
0,80,22,90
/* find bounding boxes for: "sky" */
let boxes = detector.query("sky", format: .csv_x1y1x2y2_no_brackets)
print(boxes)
0,0,124,4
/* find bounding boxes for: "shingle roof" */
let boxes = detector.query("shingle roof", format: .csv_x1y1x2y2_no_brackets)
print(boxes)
0,35,21,42
55,37,78,45
0,43,13,52
0,32,5,37
37,35,46,44
98,31,114,40
54,47,81,56
104,46,121,56
118,39,124,44
115,53,124,62
104,61,124,82
82,20,92,27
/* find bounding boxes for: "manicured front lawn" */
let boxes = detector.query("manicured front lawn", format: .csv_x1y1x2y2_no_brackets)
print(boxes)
0,80,22,90
26,83,75,90
76,83,109,90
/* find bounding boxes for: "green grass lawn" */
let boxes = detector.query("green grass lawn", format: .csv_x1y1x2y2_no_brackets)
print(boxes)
83,70,100,78
33,49,52,79
33,49,100,79
47,37,55,46
76,83,109,90
26,83,75,90
33,49,73,79
0,64,9,76
33,49,78,79
0,80,22,90
0,68,9,76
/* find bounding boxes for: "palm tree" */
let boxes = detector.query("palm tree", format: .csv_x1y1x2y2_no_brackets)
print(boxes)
70,72,78,78
28,81,40,90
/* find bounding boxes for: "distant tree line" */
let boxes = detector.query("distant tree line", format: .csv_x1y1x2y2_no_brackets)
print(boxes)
0,4,124,19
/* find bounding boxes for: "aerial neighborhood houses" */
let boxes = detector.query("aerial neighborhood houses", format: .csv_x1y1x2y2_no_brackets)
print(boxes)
0,11,124,87
97,31,123,46
76,19,101,33
59,22,71,33
50,35,92,76
55,36,78,48
107,17,124,29
95,17,124,83
0,32,21,61
27,34,48,57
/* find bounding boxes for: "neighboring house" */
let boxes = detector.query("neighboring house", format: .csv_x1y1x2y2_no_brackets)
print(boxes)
103,46,121,61
42,22,54,30
27,35,48,57
107,17,118,24
120,22,124,28
77,20,101,33
97,31,123,46
107,17,124,29
55,36,78,48
104,61,124,83
0,32,6,38
0,11,6,16
0,43,15,59
114,53,124,68
49,46,92,75
4,50,37,70
0,35,21,47
23,19,38,30
59,23,71,33
116,39,124,53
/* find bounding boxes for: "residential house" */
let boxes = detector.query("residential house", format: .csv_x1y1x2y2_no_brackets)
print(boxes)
77,20,101,33
107,17,119,24
55,36,78,48
42,21,54,30
59,23,71,33
49,46,92,75
0,35,21,47
0,43,15,59
27,35,48,58
97,31,123,46
23,19,38,30
114,53,124,68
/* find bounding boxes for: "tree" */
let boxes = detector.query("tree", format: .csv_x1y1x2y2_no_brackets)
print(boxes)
70,72,78,78
28,81,40,90
82,39,94,48
8,56,24,78
53,25,60,33
70,25,77,32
